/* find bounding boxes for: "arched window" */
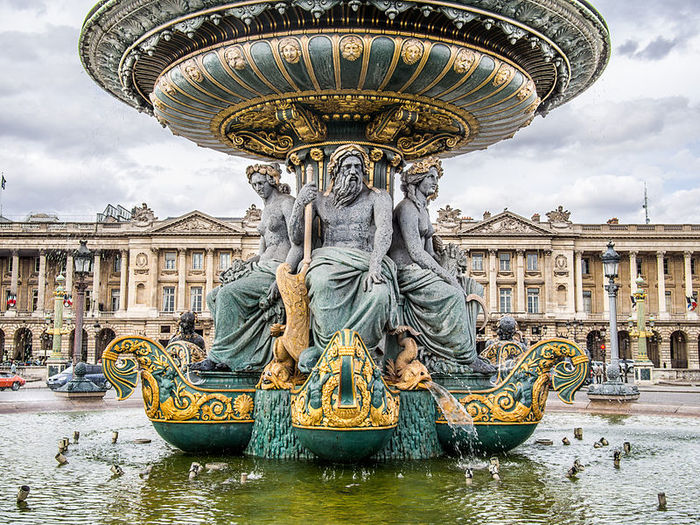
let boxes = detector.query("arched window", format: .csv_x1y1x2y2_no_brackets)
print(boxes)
670,331,688,368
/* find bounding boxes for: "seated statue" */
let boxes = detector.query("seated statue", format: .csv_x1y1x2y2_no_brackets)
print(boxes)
389,157,495,375
290,145,398,370
168,311,206,351
193,164,298,372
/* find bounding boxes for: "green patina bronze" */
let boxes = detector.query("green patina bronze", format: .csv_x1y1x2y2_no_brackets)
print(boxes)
87,0,606,463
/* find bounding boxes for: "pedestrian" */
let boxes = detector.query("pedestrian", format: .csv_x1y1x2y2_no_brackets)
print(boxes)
10,361,17,375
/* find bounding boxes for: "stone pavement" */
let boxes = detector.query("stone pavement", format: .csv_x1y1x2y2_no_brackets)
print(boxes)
547,384,700,417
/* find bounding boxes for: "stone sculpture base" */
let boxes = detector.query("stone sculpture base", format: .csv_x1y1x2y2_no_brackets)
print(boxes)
373,391,443,461
245,389,314,460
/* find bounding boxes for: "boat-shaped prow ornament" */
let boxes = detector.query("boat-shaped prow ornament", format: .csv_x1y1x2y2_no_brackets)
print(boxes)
435,338,590,454
102,336,257,453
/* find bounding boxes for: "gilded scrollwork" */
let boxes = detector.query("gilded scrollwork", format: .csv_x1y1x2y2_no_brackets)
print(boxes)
436,339,589,424
102,336,255,423
291,330,399,429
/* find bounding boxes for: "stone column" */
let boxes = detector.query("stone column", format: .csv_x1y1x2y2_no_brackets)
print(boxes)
10,250,19,298
488,249,497,312
657,251,667,317
150,248,159,310
684,251,695,319
65,254,74,295
36,250,47,314
463,249,471,278
516,250,525,313
91,250,101,315
204,248,214,312
543,250,552,314
574,251,584,314
629,251,638,294
119,249,128,312
177,248,187,312
566,251,576,315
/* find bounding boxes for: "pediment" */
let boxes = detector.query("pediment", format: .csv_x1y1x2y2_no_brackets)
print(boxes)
462,211,551,236
151,211,244,235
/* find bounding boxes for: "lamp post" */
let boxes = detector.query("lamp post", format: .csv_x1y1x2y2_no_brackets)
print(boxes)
72,240,92,366
588,241,640,402
53,240,107,399
627,276,655,383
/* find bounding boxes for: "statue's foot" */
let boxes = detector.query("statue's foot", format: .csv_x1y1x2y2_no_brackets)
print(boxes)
190,358,229,372
469,357,497,375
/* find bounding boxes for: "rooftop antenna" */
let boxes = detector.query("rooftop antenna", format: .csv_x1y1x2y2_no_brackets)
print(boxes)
642,182,650,224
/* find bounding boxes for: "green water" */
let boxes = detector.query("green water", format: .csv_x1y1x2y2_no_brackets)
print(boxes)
1,408,699,524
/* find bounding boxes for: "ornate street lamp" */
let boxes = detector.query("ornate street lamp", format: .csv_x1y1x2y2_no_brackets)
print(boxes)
54,241,107,399
588,241,640,403
72,240,93,366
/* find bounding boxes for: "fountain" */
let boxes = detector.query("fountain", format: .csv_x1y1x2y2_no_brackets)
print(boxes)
80,0,609,461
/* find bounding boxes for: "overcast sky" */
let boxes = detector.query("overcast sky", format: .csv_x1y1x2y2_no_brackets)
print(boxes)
1,0,699,224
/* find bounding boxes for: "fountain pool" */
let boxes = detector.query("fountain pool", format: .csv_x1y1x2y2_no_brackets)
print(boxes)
1,408,698,524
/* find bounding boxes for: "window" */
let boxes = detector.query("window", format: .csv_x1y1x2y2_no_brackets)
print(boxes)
164,252,176,270
665,291,672,312
192,252,203,270
85,290,92,312
34,257,41,273
692,258,696,275
162,287,175,312
31,289,38,311
219,252,231,270
499,253,511,272
636,259,643,277
7,257,12,273
113,254,121,273
526,253,538,271
527,288,540,314
111,290,120,311
472,253,483,271
58,259,66,274
190,286,203,313
581,258,590,275
499,288,512,312
663,257,669,275
583,291,592,313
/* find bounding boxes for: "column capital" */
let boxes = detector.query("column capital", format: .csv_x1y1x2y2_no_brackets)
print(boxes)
516,249,524,256
628,250,638,257
120,248,129,255
178,248,187,254
150,247,160,254
205,247,214,255
11,249,18,256
38,249,47,256
684,250,693,258
575,250,583,256
488,249,497,256
656,250,666,257
544,250,552,257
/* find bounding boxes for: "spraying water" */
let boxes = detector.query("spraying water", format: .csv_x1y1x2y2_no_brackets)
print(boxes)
424,381,475,433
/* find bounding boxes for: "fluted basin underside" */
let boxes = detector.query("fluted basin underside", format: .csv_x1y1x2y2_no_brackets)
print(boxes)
80,0,609,161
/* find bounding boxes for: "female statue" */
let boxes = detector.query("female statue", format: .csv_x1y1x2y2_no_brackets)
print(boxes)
389,157,495,374
193,164,297,372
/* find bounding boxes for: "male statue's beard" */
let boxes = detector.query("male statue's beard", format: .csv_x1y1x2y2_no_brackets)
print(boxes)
332,173,362,208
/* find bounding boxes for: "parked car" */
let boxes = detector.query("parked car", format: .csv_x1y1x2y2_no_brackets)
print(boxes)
0,372,26,391
46,364,111,390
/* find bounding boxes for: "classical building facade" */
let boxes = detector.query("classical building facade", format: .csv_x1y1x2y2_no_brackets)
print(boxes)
2,203,699,382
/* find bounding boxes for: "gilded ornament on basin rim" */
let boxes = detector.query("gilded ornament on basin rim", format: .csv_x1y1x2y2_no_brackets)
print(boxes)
224,45,247,71
309,148,324,161
182,59,203,82
401,39,424,65
279,37,302,64
453,48,476,74
340,35,364,61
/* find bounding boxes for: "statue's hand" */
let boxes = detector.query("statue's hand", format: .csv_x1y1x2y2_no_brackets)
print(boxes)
363,267,385,291
297,182,318,206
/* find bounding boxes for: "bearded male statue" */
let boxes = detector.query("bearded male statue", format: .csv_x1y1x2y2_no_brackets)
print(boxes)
290,145,398,371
